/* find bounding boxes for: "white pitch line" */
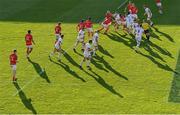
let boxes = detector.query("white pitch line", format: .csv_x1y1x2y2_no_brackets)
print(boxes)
117,0,128,10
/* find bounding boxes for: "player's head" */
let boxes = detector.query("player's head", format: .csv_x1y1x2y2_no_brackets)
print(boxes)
61,35,64,39
143,4,147,8
28,30,31,34
88,40,92,44
88,17,91,20
13,49,17,54
58,22,61,26
81,19,85,23
127,12,130,15
107,10,110,13
95,30,99,33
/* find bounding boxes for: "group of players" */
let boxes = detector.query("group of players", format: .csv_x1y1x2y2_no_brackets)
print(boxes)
10,0,163,82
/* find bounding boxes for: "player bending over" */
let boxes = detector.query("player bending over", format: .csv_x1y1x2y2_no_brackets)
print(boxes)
85,17,94,38
143,5,153,26
134,25,144,49
142,20,151,41
25,30,35,58
49,35,64,61
10,49,18,82
155,0,163,14
92,31,99,56
73,28,85,52
80,40,93,70
55,22,62,40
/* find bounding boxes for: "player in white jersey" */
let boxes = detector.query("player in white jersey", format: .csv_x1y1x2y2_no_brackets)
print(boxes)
92,31,99,56
113,12,121,32
125,12,134,33
73,28,85,52
144,5,153,26
132,19,139,35
135,25,144,48
80,40,93,70
49,35,64,61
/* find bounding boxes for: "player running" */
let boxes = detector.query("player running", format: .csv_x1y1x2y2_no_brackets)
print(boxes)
125,12,134,34
85,17,94,38
98,17,112,34
25,30,35,58
92,31,99,56
143,5,153,26
80,40,93,70
76,19,85,32
10,49,18,82
134,25,144,49
49,35,64,61
73,28,85,52
142,20,151,41
155,0,163,14
55,22,62,40
113,12,121,32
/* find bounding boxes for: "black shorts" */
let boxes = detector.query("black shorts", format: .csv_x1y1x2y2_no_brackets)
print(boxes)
144,29,150,34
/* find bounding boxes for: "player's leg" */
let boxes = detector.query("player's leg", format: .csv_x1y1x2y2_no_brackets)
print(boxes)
73,40,80,50
57,48,62,61
80,57,86,69
86,57,91,69
12,65,17,82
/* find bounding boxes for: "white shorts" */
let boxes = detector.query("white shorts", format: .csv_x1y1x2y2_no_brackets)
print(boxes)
86,28,93,33
102,24,109,29
77,36,84,42
93,42,98,47
147,14,152,21
136,36,142,41
55,34,60,40
156,2,162,7
84,51,91,58
26,45,33,49
11,65,17,70
132,14,138,19
55,45,61,50
116,20,121,25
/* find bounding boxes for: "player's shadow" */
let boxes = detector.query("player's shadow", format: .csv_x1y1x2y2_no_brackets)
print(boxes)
91,58,109,73
136,51,177,73
63,52,80,68
49,57,86,82
98,45,114,58
150,29,162,41
148,41,174,58
95,54,128,81
13,82,37,114
28,58,51,83
143,43,166,62
152,26,175,43
83,69,123,98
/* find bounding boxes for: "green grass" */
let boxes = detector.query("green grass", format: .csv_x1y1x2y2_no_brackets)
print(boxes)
1,0,180,114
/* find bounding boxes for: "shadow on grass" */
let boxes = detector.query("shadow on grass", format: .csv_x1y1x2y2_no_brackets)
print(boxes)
83,69,123,98
49,57,86,82
152,26,175,43
94,54,128,81
28,58,50,83
136,51,176,73
13,82,37,114
98,45,114,58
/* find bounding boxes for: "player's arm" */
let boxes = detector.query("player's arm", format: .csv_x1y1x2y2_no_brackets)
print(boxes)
76,24,79,32
32,38,35,45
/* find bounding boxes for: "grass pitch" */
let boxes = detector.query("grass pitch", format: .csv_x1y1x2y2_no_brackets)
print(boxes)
1,0,180,114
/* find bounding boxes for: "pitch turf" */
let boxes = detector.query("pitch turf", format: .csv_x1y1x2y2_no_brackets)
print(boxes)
0,0,180,114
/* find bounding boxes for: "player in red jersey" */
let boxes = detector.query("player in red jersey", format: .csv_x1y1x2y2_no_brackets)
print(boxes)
85,17,94,38
76,19,85,32
55,22,62,40
155,0,163,14
98,17,112,34
10,49,18,82
105,10,113,20
25,30,35,58
126,1,133,13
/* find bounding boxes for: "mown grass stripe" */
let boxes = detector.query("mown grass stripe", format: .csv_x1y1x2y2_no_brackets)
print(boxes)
169,50,180,102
